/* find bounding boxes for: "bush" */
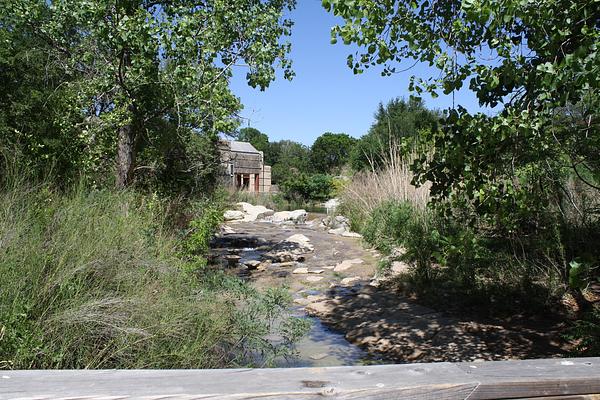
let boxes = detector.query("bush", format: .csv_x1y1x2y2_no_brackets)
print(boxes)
567,308,600,356
0,181,304,369
362,201,414,253
340,151,430,232
280,173,334,202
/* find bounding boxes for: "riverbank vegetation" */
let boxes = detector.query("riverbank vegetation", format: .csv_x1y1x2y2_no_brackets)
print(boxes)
329,0,600,355
0,0,306,369
0,169,303,369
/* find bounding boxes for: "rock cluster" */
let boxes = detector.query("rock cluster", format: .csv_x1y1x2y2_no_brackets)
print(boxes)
322,215,362,238
223,203,308,224
271,209,307,224
265,234,314,263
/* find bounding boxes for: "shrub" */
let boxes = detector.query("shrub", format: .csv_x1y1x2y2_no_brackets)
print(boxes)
362,201,414,253
340,151,430,232
280,173,334,202
567,308,600,356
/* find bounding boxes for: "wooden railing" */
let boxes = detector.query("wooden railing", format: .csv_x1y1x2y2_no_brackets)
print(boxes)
1,357,599,399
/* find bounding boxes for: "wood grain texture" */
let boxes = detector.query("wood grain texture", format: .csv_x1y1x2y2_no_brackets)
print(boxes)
1,358,598,400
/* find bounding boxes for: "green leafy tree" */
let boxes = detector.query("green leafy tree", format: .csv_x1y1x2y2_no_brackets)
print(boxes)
237,127,270,155
2,0,296,189
269,140,311,183
325,0,600,218
310,132,356,174
351,97,439,171
280,173,334,202
325,0,600,311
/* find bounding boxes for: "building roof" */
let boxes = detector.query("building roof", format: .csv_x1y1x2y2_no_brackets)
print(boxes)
227,140,261,154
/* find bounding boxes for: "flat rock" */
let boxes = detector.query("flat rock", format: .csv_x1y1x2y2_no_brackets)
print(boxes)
328,227,347,236
309,269,325,274
342,231,363,238
292,267,309,274
243,260,262,269
309,353,330,360
220,225,236,234
334,258,364,272
277,261,296,267
284,234,314,251
341,276,362,286
306,276,324,282
236,202,274,222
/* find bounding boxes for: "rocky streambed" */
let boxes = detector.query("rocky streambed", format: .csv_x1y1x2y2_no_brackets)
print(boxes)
212,203,569,366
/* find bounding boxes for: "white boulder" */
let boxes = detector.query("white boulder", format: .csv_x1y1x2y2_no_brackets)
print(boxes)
236,202,274,222
223,210,245,221
271,209,307,224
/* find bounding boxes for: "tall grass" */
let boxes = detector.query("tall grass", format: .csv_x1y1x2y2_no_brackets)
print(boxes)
0,177,304,369
340,151,430,231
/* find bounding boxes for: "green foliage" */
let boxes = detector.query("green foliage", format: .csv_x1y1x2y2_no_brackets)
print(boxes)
0,179,303,369
310,132,356,174
328,0,600,327
327,0,600,220
567,308,600,356
280,173,334,202
362,201,414,253
268,140,311,183
350,98,439,171
183,200,225,263
238,127,270,155
1,0,296,189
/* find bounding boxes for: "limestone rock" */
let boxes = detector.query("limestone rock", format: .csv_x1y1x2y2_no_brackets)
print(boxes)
328,227,347,236
223,210,245,221
292,267,309,274
224,254,241,268
236,202,274,222
323,198,340,213
309,269,325,274
333,258,364,272
277,261,296,267
271,209,307,224
220,225,236,234
243,260,262,270
265,234,313,263
341,276,361,286
284,234,314,251
306,276,324,282
342,231,363,238
324,215,362,237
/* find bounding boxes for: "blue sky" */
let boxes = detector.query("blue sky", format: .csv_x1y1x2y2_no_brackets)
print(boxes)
229,1,482,146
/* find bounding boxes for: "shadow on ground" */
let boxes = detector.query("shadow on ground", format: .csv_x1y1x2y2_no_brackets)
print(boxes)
309,284,568,363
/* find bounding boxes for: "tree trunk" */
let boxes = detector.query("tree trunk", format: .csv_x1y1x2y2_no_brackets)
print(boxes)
116,121,135,189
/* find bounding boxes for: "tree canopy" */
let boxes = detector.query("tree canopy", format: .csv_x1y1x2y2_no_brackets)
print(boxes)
350,97,439,171
310,132,356,174
238,127,270,156
325,0,600,226
1,0,296,191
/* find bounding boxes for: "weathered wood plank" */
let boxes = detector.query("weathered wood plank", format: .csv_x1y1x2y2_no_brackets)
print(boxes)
1,358,598,400
456,358,600,399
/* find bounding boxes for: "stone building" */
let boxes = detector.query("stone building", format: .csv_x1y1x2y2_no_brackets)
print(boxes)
219,140,272,193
